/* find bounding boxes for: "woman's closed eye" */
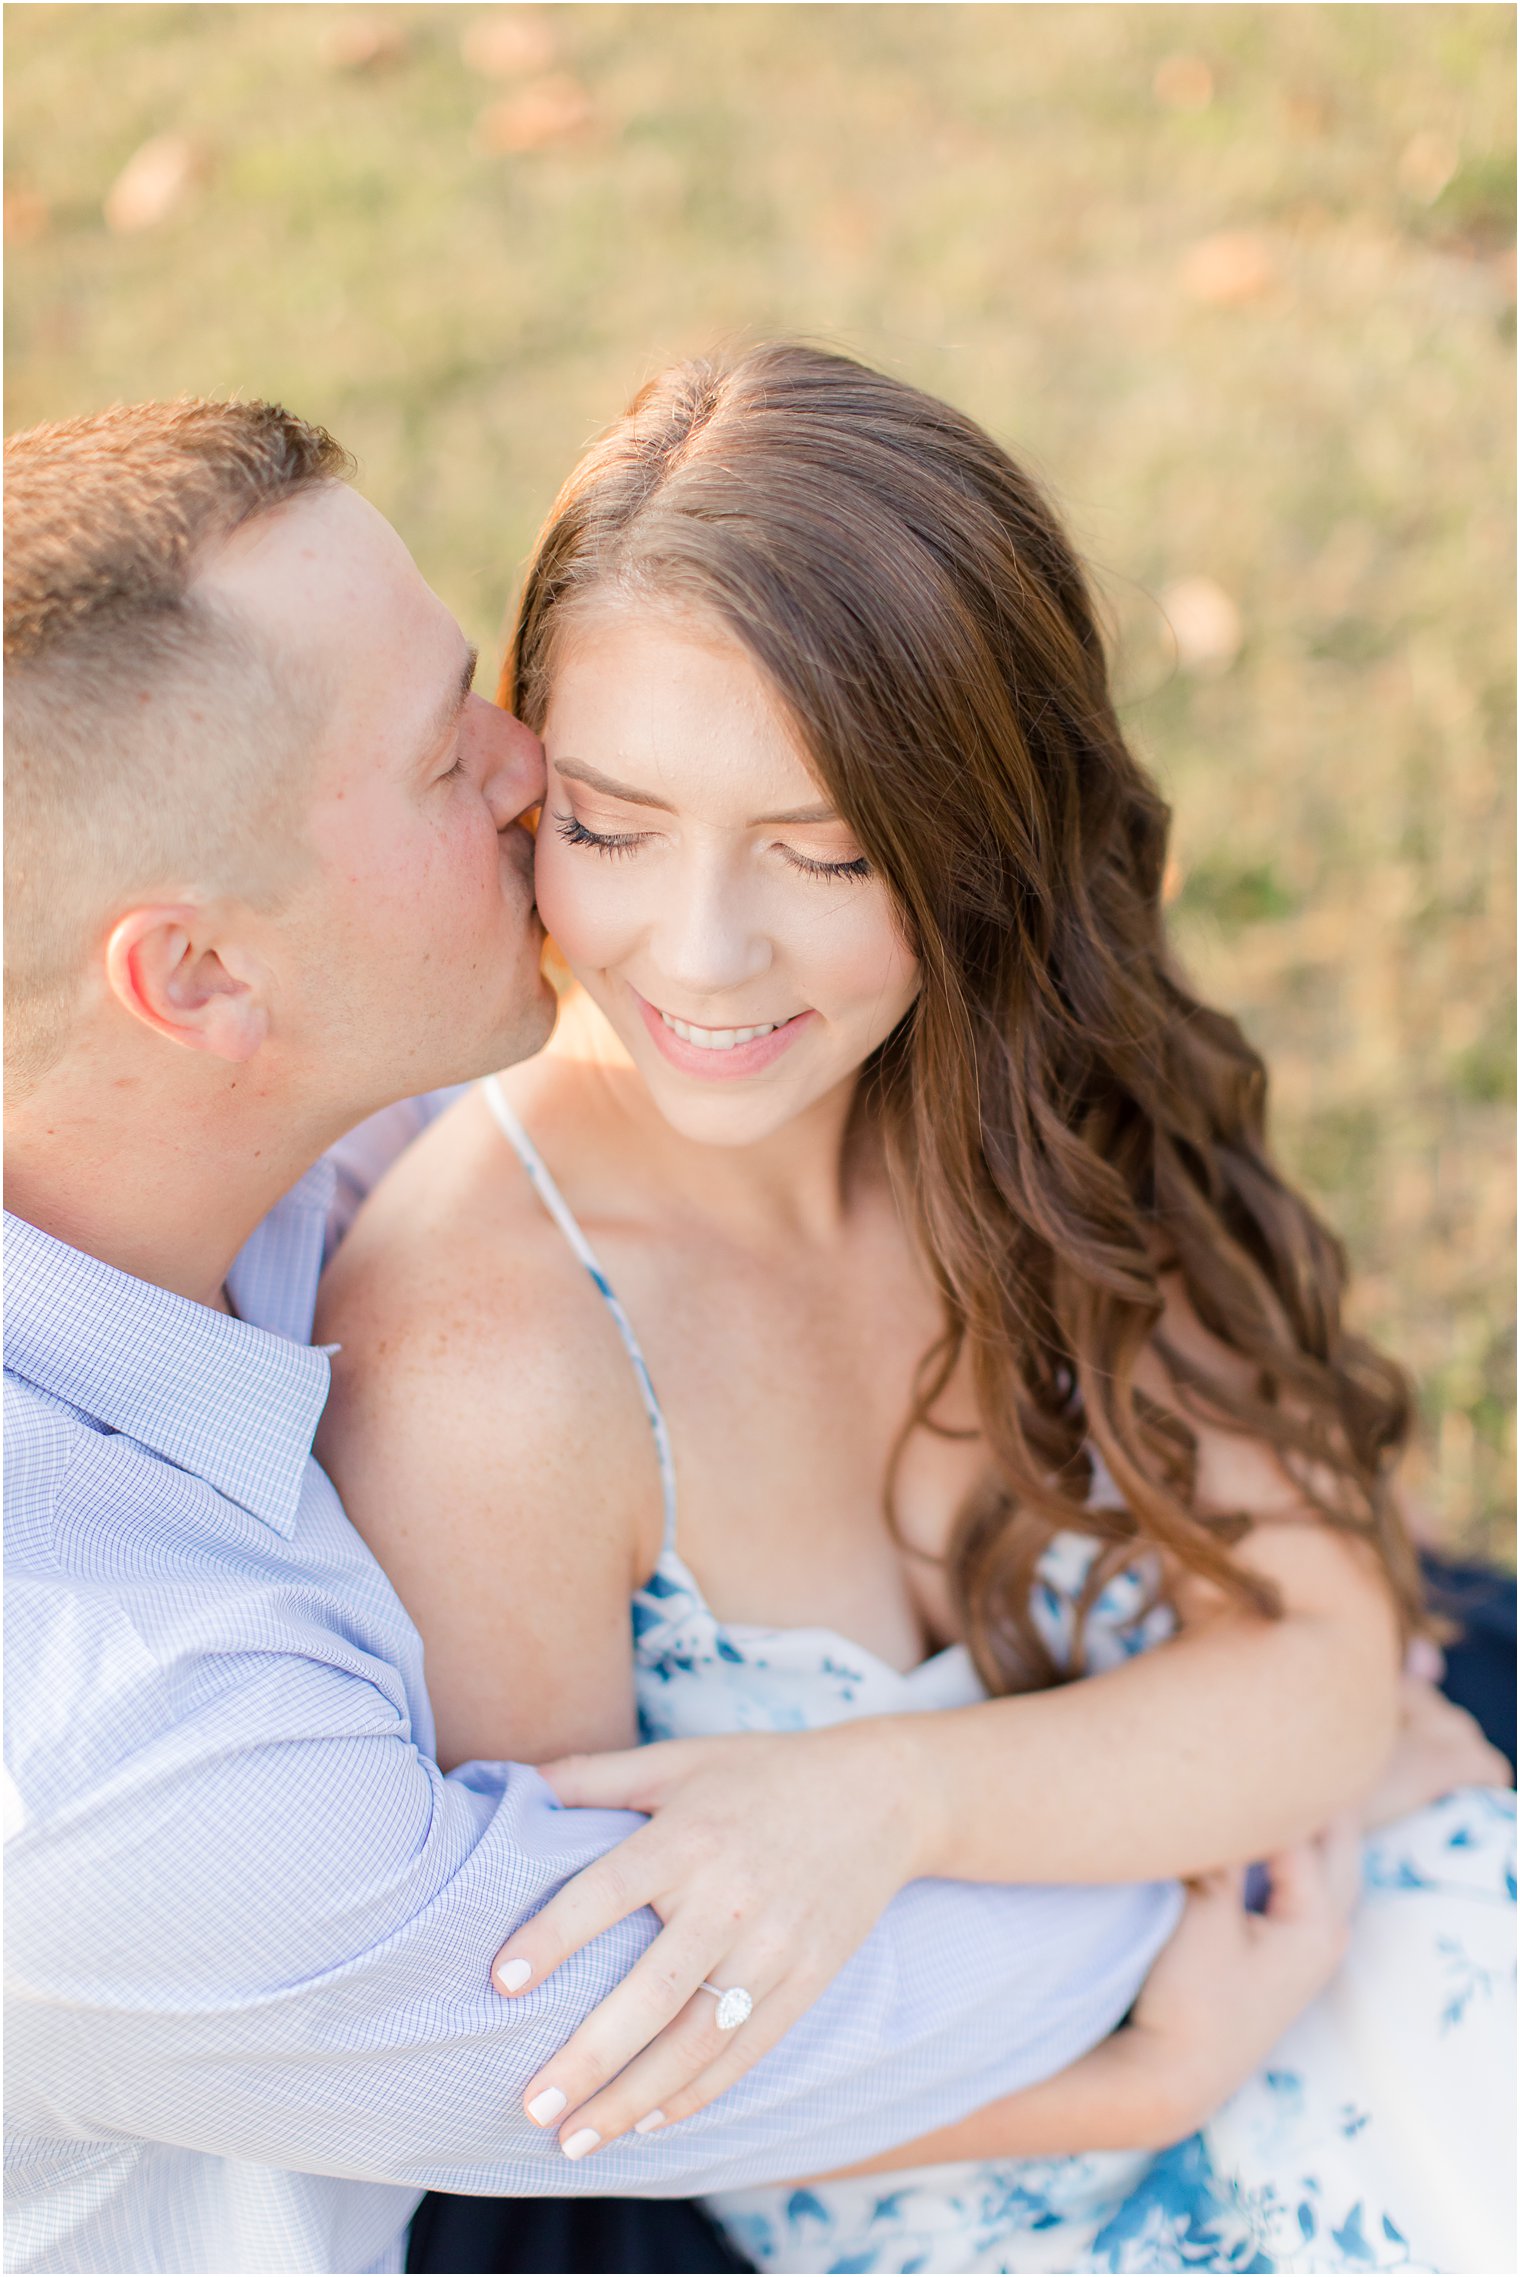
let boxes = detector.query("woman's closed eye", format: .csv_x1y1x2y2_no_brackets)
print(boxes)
781,847,871,882
554,811,648,859
554,809,870,881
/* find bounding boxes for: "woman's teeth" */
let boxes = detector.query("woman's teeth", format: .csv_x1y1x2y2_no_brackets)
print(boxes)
659,1012,784,1052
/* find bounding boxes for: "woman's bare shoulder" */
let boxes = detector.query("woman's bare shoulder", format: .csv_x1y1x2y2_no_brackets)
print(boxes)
314,1080,652,1764
1141,1272,1398,1635
315,1074,662,1537
320,1086,568,1373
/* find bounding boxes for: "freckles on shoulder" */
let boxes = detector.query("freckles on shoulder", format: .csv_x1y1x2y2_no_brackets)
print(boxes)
315,1161,531,1466
321,1093,518,1304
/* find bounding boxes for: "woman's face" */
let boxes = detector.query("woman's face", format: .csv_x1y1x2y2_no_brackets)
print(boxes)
534,605,920,1148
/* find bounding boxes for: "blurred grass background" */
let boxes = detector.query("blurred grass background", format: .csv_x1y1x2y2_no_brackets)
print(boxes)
6,3,1514,1557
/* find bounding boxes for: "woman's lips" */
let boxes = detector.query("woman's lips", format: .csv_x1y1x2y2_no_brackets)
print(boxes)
631,987,815,1078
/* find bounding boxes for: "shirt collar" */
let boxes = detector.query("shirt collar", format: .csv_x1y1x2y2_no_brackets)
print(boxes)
3,1160,339,1537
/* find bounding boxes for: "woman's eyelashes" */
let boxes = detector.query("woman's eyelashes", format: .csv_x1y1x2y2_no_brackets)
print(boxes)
554,810,646,859
783,848,872,881
552,809,870,880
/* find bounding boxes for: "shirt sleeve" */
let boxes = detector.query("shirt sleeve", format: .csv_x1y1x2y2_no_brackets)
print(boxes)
6,1639,1181,2199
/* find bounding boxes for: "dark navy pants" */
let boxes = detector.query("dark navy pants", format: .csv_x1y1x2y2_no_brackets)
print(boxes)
407,1553,1514,2274
1421,1554,1516,1772
406,2188,751,2273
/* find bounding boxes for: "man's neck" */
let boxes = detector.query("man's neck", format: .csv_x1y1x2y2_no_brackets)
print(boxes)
5,1062,343,1310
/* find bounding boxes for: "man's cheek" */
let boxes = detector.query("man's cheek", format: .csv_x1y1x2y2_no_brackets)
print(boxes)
420,808,490,910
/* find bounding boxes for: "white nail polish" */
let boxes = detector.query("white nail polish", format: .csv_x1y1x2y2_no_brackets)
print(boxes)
527,2087,567,2125
561,2127,600,2161
496,1957,532,1993
634,2109,667,2135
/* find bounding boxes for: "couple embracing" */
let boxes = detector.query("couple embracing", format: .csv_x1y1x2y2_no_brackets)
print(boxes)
5,345,1513,2277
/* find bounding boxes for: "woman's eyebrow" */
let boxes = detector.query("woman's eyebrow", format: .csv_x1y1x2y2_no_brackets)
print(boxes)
556,758,672,809
757,799,838,825
555,757,836,827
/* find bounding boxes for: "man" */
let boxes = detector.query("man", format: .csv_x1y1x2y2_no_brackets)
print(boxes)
2,395,1187,2274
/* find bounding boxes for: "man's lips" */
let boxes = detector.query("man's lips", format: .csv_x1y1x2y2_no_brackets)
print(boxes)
503,822,540,904
630,987,815,1079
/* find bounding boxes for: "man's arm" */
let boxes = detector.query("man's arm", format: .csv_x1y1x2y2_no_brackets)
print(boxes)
6,1633,1179,2198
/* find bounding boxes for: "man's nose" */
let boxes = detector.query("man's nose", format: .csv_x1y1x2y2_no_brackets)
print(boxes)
471,695,546,826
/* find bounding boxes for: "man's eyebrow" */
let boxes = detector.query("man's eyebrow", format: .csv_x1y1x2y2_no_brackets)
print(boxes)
419,647,478,760
555,757,837,828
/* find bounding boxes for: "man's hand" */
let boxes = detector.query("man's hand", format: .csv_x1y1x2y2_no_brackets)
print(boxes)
1118,1821,1362,2145
812,1823,1365,2175
1359,1674,1511,1831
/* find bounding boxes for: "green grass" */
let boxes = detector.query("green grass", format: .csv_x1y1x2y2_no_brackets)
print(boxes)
6,2,1514,1556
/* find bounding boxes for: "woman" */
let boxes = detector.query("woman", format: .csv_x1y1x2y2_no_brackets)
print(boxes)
318,344,1513,2273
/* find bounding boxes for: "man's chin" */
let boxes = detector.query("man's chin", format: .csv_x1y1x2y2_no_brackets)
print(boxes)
493,965,559,1072
412,961,556,1097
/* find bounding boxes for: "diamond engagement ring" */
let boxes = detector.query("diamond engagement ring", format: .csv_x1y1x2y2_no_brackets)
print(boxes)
699,1981,754,2031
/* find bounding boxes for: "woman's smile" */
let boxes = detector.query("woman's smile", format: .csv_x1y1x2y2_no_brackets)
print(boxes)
632,984,817,1078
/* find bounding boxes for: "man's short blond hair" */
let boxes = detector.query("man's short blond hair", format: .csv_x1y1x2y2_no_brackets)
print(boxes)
4,397,353,1090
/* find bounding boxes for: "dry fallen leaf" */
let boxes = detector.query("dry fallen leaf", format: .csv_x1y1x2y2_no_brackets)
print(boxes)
817,192,874,262
1159,577,1243,676
461,12,557,80
324,14,409,72
1178,229,1276,305
1284,88,1333,139
4,184,49,244
477,74,592,154
1398,130,1459,206
1152,54,1214,112
103,132,207,234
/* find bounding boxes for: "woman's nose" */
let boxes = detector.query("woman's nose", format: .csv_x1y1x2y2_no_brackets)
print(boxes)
649,865,771,1000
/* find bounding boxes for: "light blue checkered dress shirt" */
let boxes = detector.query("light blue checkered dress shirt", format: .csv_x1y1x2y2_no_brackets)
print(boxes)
5,1098,1181,2275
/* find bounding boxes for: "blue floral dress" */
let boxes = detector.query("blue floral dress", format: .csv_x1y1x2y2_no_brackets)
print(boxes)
484,1080,1517,2275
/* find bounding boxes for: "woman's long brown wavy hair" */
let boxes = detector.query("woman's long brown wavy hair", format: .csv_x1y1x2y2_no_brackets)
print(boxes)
506,341,1421,1692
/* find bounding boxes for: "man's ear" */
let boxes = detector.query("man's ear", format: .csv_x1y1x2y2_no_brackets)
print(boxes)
104,906,271,1063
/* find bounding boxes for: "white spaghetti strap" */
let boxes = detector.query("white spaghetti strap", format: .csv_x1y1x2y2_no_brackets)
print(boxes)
481,1076,679,1552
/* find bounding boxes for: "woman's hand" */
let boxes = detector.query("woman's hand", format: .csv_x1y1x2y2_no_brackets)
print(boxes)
491,1721,926,2160
1359,1674,1511,1831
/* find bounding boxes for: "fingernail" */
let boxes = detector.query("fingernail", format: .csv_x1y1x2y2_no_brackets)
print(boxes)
634,2110,667,2135
495,1957,532,1993
527,2087,567,2125
561,2127,600,2161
